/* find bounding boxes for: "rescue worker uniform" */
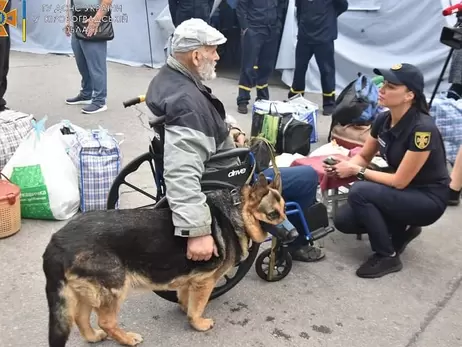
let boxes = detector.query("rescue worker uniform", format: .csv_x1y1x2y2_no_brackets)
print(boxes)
288,0,348,115
0,0,11,111
146,18,325,262
236,0,288,114
333,64,450,278
168,0,215,27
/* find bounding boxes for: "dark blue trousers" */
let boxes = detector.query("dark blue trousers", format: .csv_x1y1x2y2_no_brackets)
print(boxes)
263,165,319,249
237,27,280,106
334,181,449,256
289,39,336,108
0,1,10,110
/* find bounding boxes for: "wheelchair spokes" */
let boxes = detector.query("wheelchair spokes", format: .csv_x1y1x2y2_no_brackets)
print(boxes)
107,152,160,210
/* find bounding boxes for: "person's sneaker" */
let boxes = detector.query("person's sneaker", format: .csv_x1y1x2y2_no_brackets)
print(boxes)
289,244,325,262
81,104,108,114
448,188,461,206
322,105,334,115
392,226,422,255
237,104,248,114
66,95,92,105
356,253,403,278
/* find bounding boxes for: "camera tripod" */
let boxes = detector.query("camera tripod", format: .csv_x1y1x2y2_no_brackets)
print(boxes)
429,11,462,107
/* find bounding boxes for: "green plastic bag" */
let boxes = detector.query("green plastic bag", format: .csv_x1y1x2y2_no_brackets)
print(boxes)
1,117,80,220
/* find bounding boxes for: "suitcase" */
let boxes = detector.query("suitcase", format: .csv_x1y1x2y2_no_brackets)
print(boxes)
330,124,371,150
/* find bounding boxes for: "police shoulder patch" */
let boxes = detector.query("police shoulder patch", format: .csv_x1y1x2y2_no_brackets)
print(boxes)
414,131,431,150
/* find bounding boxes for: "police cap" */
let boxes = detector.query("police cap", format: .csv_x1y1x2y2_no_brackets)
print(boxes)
373,63,424,96
171,18,227,53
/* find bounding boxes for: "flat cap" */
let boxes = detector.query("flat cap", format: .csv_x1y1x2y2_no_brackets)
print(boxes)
171,18,227,53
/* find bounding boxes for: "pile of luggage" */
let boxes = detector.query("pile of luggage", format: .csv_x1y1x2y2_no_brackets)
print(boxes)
329,73,387,148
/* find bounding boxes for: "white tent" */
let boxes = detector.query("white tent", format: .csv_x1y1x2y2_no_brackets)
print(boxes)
7,0,458,95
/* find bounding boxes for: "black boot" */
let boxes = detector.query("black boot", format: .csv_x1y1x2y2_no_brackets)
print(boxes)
448,188,461,206
392,226,422,255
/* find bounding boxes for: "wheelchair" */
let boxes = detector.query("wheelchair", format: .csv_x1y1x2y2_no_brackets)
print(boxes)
106,95,334,303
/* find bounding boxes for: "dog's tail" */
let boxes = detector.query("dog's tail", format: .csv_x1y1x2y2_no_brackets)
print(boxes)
43,246,72,347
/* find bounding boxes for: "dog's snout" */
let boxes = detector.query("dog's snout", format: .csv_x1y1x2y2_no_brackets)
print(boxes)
267,210,280,220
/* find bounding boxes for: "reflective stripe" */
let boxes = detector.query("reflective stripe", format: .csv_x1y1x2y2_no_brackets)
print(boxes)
323,91,335,97
256,84,268,89
253,66,259,69
290,87,304,94
238,85,252,91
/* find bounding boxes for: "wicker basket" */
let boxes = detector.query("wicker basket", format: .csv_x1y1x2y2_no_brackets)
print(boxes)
0,173,21,239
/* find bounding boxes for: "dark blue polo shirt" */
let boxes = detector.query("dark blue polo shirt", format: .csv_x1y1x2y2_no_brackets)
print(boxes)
370,107,450,195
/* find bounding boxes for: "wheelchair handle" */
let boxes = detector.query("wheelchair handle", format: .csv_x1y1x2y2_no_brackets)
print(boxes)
123,95,146,108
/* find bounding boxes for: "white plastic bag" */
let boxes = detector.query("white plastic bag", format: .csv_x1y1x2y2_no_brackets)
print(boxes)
309,140,350,158
45,120,88,174
1,117,80,220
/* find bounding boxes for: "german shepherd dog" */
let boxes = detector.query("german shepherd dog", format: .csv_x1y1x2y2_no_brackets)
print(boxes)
43,173,286,347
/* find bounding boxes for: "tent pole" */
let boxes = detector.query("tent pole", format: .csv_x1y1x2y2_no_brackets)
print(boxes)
144,0,154,68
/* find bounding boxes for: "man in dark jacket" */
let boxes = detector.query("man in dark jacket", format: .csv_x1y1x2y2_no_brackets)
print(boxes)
0,0,12,111
235,0,288,114
288,0,348,115
146,18,325,263
169,0,215,27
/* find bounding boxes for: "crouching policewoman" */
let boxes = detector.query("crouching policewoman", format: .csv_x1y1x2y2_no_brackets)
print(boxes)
324,63,450,279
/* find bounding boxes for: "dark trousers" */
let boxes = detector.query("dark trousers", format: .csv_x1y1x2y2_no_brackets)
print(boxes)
263,165,319,250
237,27,280,106
289,39,336,108
0,20,10,110
334,181,448,256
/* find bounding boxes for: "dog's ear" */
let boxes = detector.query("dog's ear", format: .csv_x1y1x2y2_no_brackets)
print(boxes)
269,172,282,194
255,172,268,189
251,172,269,199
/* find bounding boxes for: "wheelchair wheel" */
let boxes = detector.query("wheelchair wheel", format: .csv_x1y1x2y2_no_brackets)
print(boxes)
153,239,260,303
107,152,158,210
106,153,261,303
255,247,292,282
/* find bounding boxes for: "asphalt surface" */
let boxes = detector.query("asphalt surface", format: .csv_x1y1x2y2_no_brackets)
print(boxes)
0,51,461,347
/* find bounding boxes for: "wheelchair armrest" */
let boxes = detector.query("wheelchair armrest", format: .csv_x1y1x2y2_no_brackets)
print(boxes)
208,148,250,162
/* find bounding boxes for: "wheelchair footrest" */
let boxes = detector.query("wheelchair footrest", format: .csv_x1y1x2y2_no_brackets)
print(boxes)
310,226,335,241
304,202,330,231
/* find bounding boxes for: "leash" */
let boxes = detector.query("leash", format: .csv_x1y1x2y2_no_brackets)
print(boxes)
246,135,281,185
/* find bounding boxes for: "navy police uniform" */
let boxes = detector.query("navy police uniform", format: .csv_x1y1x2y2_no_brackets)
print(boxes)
236,0,288,113
168,0,215,27
333,63,450,277
0,0,11,111
288,0,348,114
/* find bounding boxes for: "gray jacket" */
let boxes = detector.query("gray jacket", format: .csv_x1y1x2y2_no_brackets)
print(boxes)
146,64,242,237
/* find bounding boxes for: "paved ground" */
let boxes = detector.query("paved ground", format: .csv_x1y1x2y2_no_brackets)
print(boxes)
1,51,461,347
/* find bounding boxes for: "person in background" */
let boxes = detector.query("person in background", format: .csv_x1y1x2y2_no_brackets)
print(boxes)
288,0,348,115
447,49,462,100
64,0,112,114
447,145,462,206
438,50,462,206
0,0,11,112
168,0,215,27
235,0,288,114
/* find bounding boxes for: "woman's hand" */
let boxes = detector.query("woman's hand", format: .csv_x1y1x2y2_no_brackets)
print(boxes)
332,160,361,178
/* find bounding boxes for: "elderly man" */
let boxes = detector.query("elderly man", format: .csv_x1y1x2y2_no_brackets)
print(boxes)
145,18,324,263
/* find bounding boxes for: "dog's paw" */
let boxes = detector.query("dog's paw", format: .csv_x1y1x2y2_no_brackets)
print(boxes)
86,329,108,343
125,332,143,346
190,318,214,331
